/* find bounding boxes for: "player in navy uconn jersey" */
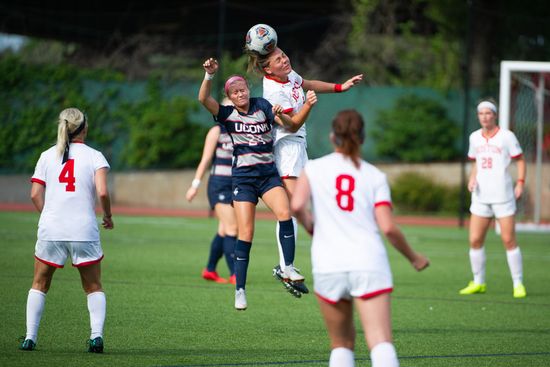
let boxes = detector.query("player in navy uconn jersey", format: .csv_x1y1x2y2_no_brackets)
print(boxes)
186,123,237,284
20,108,113,353
198,58,316,310
292,110,428,367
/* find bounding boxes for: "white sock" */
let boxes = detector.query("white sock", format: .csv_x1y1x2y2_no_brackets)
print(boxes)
370,342,399,367
469,247,486,285
506,247,523,287
25,289,46,342
329,347,355,367
276,217,298,271
87,291,106,339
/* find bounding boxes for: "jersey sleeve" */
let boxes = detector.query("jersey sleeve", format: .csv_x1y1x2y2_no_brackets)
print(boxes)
31,152,47,186
264,84,294,113
467,133,476,160
507,131,523,158
93,150,110,171
373,172,392,208
214,105,235,126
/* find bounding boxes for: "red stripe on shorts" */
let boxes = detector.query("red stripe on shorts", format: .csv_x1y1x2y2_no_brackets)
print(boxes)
358,287,393,300
35,255,64,268
72,255,104,268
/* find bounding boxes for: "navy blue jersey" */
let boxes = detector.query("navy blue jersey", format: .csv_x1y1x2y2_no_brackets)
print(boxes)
215,98,278,177
210,124,233,177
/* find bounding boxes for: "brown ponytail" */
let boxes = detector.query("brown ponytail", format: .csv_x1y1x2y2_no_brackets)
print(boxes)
331,109,365,168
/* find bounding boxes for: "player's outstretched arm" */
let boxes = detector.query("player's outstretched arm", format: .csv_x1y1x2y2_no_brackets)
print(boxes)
375,205,429,271
198,58,220,116
302,74,363,93
186,126,220,202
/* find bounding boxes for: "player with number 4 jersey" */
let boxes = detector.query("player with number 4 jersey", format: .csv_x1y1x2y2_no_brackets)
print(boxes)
20,108,113,353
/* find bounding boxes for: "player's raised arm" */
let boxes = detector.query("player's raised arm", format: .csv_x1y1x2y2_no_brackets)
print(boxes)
302,74,363,93
198,58,220,116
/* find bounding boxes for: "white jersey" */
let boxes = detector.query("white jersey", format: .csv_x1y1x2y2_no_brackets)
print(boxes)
263,70,306,145
468,127,523,204
31,142,110,241
304,152,392,275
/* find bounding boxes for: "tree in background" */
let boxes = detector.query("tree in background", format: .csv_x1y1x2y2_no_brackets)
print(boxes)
372,94,459,162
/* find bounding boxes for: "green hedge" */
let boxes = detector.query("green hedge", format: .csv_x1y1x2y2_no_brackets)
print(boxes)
0,54,207,173
391,171,470,214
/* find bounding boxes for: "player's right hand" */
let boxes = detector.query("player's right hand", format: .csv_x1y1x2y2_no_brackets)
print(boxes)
468,178,477,192
203,58,218,75
412,253,429,271
186,187,197,202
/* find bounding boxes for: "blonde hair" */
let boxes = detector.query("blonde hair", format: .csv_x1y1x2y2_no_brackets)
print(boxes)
56,108,86,158
332,110,365,169
246,50,271,75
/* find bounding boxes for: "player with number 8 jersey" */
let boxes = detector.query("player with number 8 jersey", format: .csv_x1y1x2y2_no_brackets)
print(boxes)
291,110,429,367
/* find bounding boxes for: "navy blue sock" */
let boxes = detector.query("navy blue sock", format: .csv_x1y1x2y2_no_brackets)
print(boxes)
278,219,295,266
206,234,224,272
234,240,251,289
223,235,236,275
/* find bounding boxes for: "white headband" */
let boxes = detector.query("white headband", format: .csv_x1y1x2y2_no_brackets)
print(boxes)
477,101,497,113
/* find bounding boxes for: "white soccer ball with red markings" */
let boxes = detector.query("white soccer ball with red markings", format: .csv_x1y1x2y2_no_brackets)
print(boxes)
245,24,278,55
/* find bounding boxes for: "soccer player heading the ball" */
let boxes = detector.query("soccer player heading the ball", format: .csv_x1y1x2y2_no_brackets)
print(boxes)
20,108,113,352
245,24,363,289
291,109,429,367
459,99,527,298
198,57,317,310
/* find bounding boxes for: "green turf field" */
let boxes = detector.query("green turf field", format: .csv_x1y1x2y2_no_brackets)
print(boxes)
1,211,549,367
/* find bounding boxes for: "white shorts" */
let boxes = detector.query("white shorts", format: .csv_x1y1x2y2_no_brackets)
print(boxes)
313,271,393,304
470,199,516,218
274,138,308,178
35,240,104,268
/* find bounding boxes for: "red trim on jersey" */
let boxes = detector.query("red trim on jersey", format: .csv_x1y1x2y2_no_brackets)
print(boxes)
482,127,500,141
73,255,104,268
511,153,523,159
375,201,392,209
358,287,393,300
468,156,476,161
35,255,64,268
315,292,352,305
281,175,297,180
265,75,289,84
71,140,84,144
282,107,294,114
31,178,46,186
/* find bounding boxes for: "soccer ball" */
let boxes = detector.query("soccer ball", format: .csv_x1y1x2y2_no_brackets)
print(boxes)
245,24,278,55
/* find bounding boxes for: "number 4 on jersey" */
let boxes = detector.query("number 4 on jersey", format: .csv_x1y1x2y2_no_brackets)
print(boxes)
59,159,76,192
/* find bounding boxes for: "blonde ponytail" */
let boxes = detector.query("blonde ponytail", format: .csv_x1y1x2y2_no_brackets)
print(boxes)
56,108,86,162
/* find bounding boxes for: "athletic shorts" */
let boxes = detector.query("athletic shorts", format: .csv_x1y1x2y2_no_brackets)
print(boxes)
274,138,308,178
232,175,283,204
470,199,516,218
313,271,393,304
35,240,104,268
207,175,233,209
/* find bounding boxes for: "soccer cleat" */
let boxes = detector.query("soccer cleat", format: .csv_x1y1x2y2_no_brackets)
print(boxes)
202,269,228,284
273,265,309,298
513,283,527,298
19,338,36,351
87,336,104,353
235,288,247,310
229,274,236,285
459,281,486,295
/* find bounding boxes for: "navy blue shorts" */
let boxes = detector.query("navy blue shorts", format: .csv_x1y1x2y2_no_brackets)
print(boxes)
232,175,283,204
207,175,233,209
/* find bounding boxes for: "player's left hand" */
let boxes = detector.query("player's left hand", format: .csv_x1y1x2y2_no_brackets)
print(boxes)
102,215,114,229
514,182,524,199
412,253,429,271
341,74,363,91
